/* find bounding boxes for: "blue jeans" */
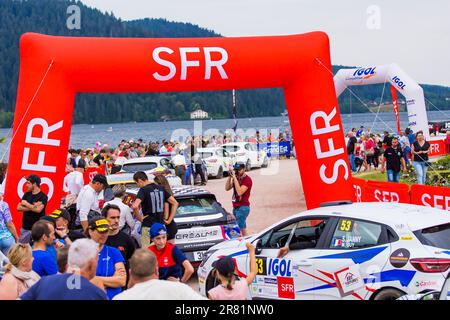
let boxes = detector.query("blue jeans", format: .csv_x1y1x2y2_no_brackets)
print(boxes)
233,206,250,229
387,169,400,183
403,146,411,165
348,154,357,172
0,235,15,256
413,161,428,185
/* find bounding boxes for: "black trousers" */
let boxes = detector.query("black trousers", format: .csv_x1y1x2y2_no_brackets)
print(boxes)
194,163,206,183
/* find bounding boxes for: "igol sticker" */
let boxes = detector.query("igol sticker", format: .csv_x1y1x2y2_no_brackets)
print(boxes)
389,248,410,268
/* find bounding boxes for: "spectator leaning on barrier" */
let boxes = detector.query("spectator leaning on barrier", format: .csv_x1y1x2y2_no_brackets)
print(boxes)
30,220,58,277
0,243,40,300
17,174,48,244
445,130,450,155
21,239,108,300
114,249,205,300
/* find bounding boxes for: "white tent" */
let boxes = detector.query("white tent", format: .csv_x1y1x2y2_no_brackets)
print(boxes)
334,63,429,138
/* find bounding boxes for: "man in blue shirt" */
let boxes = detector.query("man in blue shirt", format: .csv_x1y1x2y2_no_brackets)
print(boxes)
87,217,126,299
21,238,107,300
31,220,58,277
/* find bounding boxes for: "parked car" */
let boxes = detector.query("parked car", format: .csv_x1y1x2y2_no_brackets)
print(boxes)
198,147,235,179
124,185,241,266
197,202,450,300
120,156,175,174
221,142,268,171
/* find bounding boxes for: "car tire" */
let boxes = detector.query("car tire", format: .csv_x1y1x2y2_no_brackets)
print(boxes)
372,288,405,300
246,160,252,171
216,166,224,179
262,157,269,168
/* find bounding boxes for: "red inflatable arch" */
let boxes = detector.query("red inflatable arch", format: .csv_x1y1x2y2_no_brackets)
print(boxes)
5,32,353,229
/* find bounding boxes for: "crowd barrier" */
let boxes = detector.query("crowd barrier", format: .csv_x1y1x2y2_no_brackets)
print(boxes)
352,177,450,211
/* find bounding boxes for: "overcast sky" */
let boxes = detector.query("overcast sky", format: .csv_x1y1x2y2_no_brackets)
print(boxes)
80,0,449,86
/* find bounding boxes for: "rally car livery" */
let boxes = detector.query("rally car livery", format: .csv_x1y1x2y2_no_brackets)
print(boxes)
197,202,450,300
125,186,240,265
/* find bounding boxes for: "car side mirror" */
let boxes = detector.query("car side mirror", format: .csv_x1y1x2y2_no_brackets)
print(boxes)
254,239,263,255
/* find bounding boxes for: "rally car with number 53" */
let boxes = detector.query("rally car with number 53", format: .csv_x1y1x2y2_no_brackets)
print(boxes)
197,202,450,300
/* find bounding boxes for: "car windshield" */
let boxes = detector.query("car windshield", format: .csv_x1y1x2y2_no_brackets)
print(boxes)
122,162,158,172
176,197,222,217
223,146,240,153
414,223,450,250
200,152,214,158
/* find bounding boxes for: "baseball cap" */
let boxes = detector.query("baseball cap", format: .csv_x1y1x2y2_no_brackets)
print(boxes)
152,167,166,175
92,174,109,188
149,223,167,238
233,162,246,171
88,217,110,233
49,208,71,223
212,256,235,275
26,174,41,186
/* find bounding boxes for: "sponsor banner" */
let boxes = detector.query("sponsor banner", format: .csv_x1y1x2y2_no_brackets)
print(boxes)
258,141,291,158
428,138,446,157
410,184,450,211
175,226,223,244
365,180,410,204
352,177,367,202
83,165,106,184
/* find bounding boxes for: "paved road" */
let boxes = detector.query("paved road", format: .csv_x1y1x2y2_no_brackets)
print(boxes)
188,159,306,291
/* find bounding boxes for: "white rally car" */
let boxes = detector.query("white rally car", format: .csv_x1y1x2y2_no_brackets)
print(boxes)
197,202,450,300
221,142,268,171
198,147,235,179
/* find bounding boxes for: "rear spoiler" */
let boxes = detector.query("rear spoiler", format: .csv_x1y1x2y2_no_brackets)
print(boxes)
320,200,353,207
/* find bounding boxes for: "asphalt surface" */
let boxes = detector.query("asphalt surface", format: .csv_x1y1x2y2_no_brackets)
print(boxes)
188,158,306,291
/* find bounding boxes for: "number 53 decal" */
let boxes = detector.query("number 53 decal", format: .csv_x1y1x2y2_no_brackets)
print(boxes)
339,219,353,232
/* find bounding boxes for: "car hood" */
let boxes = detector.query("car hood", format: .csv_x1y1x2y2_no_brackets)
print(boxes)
209,235,256,251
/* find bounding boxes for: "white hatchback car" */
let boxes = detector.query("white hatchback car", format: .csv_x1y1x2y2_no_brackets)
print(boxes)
197,202,450,300
198,147,235,179
221,142,268,171
119,156,174,174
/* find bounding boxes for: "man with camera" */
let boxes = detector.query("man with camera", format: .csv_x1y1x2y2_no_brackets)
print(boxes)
225,163,253,236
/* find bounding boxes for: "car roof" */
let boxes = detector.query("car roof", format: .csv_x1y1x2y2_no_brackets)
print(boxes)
126,185,213,198
221,142,248,147
198,147,219,152
266,202,450,233
122,156,168,165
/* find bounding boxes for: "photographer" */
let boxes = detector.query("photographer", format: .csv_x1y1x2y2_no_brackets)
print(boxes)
225,163,253,236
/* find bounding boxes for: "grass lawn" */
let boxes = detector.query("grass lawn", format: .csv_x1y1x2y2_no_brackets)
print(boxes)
354,169,450,186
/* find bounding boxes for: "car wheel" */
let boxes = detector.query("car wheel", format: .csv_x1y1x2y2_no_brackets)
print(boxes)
373,288,405,300
216,166,224,179
262,156,269,168
246,160,252,171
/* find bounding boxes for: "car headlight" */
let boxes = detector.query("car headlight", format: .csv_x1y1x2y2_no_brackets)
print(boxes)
199,249,218,268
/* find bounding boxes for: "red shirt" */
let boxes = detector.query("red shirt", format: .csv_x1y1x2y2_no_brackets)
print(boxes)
232,175,253,207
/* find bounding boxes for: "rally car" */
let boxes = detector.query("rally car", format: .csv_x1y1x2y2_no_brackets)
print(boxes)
197,202,450,300
124,186,240,265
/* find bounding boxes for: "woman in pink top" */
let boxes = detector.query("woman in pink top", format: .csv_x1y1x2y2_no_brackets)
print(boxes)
208,242,257,300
